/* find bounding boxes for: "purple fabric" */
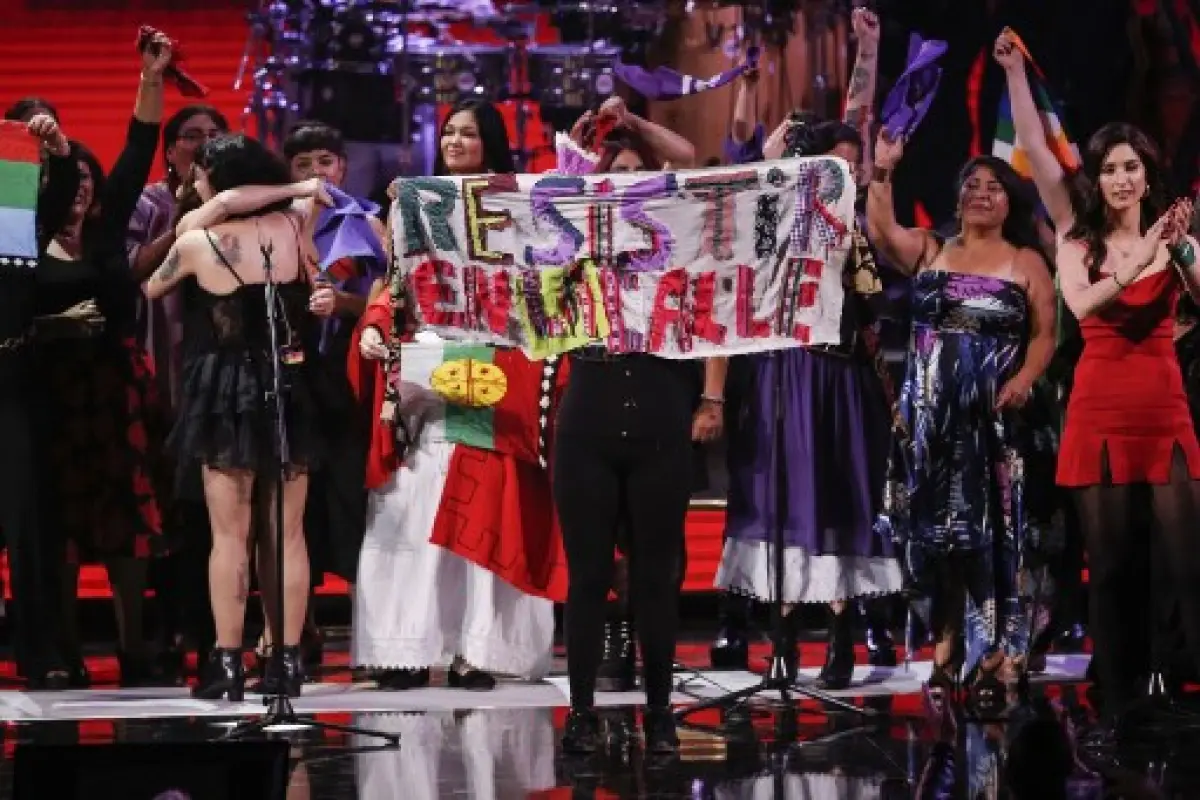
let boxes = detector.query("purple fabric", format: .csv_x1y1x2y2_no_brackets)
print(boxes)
554,133,600,176
723,123,765,165
724,348,892,557
314,186,386,271
616,47,759,101
880,34,948,140
312,185,387,352
126,180,184,413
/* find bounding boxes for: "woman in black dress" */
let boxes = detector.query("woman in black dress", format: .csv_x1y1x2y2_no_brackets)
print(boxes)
29,34,173,687
147,135,320,700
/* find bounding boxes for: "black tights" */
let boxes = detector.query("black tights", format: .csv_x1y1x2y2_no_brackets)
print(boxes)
554,434,692,710
1078,448,1200,717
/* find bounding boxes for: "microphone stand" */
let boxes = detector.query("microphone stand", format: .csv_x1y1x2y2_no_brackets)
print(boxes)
676,249,879,740
223,242,398,749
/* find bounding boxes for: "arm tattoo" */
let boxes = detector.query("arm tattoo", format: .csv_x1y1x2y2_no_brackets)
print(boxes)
155,247,182,283
217,233,243,266
847,64,871,98
844,107,863,128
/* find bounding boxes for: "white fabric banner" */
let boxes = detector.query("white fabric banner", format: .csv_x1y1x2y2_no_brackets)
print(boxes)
389,157,855,359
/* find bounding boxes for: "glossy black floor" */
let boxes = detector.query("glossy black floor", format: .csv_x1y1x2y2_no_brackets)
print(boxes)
3,644,1200,799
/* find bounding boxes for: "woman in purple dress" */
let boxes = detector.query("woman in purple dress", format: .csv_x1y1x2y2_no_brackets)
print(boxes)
714,120,903,689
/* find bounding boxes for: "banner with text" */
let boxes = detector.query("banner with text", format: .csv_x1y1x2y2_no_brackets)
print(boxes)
389,157,855,359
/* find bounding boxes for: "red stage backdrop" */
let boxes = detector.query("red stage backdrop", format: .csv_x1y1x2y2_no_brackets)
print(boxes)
0,4,726,599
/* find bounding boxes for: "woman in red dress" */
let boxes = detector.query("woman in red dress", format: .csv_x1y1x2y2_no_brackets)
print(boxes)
1056,122,1200,731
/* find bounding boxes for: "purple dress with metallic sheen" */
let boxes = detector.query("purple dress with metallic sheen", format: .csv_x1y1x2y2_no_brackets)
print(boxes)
714,126,901,603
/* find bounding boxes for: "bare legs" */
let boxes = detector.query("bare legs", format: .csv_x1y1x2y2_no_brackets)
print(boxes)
202,467,309,649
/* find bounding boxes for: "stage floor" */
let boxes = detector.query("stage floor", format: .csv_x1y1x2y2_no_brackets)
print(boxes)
5,643,1200,799
0,655,1091,723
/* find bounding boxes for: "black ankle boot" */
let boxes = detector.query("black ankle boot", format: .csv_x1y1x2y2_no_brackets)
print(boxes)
814,609,855,690
596,615,636,692
710,592,751,670
192,647,245,701
256,645,303,699
642,706,679,756
859,598,897,668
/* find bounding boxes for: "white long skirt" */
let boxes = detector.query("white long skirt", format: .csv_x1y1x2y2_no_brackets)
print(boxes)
351,433,555,679
353,709,556,800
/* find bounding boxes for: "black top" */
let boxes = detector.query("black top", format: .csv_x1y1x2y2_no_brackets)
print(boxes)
556,348,697,443
34,118,160,340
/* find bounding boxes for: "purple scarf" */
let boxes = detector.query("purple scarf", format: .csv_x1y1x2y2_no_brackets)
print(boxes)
615,47,760,100
880,34,948,140
312,185,388,351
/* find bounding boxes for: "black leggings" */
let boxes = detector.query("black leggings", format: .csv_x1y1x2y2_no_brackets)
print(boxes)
1077,448,1200,717
554,433,693,709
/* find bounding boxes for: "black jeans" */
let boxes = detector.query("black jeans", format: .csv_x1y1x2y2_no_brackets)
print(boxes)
554,433,692,709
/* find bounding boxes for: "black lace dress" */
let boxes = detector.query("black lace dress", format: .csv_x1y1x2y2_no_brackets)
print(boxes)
170,245,319,475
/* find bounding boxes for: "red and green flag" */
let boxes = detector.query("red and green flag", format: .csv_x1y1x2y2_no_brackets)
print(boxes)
402,341,558,466
0,121,40,269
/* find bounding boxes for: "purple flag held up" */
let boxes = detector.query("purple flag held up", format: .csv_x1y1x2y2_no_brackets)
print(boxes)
880,34,948,140
615,47,760,101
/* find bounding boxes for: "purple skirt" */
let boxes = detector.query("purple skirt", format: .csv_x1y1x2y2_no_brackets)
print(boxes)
724,348,892,558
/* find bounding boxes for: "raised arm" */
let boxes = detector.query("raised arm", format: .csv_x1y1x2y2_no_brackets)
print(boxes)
763,117,793,161
997,248,1057,409
843,7,880,178
27,115,77,250
730,66,760,145
599,97,696,169
145,228,200,300
994,31,1074,232
1057,212,1172,321
865,131,932,274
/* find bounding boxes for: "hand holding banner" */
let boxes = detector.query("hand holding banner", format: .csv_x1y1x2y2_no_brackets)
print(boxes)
388,157,856,360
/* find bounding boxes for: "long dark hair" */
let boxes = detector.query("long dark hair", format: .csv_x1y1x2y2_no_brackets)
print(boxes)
952,155,1045,256
195,134,292,217
433,99,514,176
594,126,661,173
1065,122,1167,268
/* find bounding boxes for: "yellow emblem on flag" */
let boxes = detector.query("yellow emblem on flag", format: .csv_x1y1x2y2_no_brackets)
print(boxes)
430,359,508,408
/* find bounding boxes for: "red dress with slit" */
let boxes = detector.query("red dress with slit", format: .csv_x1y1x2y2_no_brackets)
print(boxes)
1057,268,1200,486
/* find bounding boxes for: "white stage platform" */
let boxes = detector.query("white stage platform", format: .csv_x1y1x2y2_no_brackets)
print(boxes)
0,655,1090,722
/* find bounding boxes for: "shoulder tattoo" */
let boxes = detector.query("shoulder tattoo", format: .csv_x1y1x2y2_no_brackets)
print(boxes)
216,233,243,266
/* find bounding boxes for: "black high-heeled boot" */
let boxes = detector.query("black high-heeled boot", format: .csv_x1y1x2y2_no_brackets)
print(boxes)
256,645,303,699
596,613,636,692
859,598,897,668
814,608,855,690
192,647,245,701
710,591,751,670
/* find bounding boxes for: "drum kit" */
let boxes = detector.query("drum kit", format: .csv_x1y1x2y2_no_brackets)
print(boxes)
235,0,669,172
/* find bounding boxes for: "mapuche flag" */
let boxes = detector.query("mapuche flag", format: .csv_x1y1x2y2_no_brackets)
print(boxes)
401,339,563,468
0,121,41,270
991,28,1081,179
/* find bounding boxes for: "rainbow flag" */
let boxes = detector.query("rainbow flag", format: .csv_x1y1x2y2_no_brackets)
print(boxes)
0,121,41,269
991,29,1080,179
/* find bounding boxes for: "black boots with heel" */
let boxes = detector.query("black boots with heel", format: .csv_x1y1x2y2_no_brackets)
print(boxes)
192,647,245,702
